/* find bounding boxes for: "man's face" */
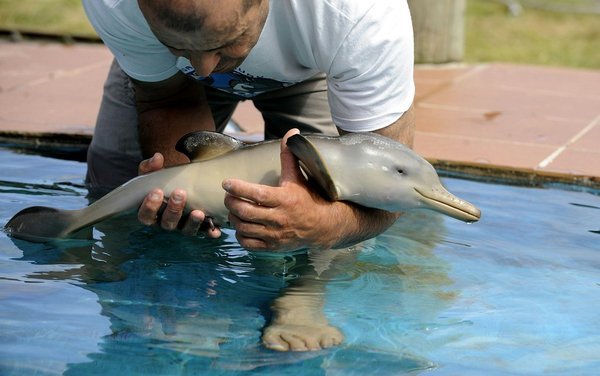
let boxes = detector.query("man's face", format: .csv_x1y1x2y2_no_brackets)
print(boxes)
139,0,269,77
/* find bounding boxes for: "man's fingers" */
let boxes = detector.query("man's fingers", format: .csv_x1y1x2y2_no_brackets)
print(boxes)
221,128,305,207
137,187,222,237
160,189,186,231
138,152,164,175
223,179,278,208
180,210,204,236
137,188,186,230
205,226,222,239
138,189,164,225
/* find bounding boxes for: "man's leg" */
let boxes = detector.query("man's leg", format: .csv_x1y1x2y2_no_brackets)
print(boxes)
250,74,349,351
202,87,241,133
86,61,245,198
252,74,336,139
86,59,142,198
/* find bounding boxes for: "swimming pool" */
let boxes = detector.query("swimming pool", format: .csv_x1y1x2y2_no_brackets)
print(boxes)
1,147,598,375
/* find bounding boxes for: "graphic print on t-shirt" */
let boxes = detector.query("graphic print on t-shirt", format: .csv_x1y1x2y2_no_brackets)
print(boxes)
178,63,294,98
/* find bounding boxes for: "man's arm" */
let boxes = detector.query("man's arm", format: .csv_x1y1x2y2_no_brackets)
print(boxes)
132,72,215,164
223,105,415,251
331,104,416,247
341,104,415,147
132,73,221,236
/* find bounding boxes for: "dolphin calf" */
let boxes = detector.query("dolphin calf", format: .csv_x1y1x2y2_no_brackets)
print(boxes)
5,131,481,242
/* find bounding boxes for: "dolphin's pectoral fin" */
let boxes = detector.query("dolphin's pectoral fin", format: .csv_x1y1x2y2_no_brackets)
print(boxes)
176,131,245,161
287,134,339,201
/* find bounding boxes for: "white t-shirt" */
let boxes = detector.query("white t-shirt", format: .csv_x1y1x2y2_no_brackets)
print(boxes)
82,0,415,132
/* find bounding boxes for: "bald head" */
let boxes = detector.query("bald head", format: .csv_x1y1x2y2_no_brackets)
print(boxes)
137,0,269,76
139,0,261,33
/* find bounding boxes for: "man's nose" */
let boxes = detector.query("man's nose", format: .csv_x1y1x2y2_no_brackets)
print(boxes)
190,52,221,77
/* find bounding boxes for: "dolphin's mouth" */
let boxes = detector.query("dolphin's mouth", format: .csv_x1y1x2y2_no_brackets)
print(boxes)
414,186,481,222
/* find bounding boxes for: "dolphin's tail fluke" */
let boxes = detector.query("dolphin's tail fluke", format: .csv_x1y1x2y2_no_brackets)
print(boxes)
5,206,81,242
5,172,160,243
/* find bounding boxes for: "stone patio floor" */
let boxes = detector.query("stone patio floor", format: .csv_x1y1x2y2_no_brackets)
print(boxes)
1,40,599,187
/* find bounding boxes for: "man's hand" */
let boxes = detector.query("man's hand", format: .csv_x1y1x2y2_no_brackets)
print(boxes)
137,153,221,238
222,129,352,252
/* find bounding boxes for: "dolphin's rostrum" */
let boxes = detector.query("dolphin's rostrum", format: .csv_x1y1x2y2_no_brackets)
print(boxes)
5,131,481,243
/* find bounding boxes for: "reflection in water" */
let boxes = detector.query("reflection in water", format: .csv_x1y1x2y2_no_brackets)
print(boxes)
3,148,599,374
5,206,449,374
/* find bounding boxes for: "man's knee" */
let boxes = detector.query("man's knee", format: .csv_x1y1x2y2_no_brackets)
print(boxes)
86,146,140,199
253,75,336,139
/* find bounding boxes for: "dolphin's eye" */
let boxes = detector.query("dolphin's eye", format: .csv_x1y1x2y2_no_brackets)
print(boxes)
397,169,405,175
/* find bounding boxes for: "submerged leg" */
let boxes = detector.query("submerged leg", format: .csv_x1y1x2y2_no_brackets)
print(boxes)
262,247,360,351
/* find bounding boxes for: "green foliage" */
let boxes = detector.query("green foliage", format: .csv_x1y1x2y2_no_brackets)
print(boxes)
0,0,96,37
0,0,598,68
465,0,600,69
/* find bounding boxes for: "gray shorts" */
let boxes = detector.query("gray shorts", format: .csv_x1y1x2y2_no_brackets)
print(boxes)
86,59,336,197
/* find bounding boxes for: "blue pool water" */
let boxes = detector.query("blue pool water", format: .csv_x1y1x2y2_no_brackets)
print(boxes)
0,148,599,375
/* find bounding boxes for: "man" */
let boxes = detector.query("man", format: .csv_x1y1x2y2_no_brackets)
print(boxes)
83,0,415,351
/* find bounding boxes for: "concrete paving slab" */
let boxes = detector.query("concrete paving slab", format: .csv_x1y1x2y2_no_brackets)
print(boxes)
0,40,598,187
0,40,109,134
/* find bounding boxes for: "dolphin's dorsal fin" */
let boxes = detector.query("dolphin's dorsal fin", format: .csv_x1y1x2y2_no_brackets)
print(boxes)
286,134,339,201
176,131,245,161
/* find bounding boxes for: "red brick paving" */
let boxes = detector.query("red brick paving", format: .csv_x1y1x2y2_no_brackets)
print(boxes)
1,40,599,184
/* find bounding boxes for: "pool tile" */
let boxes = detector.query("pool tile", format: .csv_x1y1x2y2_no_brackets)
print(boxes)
413,63,600,185
567,115,600,152
0,68,106,134
419,74,599,124
414,132,556,169
470,64,600,99
537,148,600,177
414,104,585,146
413,65,474,101
0,41,110,91
0,40,599,186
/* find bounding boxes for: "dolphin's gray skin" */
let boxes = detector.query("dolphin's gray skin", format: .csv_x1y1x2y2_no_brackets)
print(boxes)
5,131,481,242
